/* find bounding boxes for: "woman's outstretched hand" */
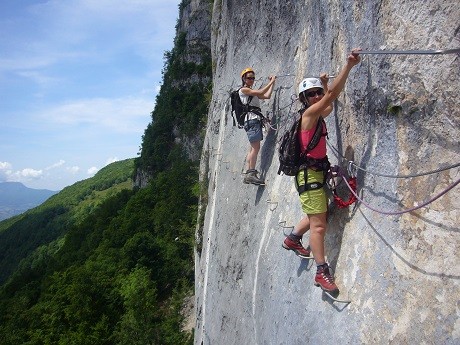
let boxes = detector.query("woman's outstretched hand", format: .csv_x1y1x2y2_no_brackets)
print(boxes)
349,48,362,65
319,73,329,85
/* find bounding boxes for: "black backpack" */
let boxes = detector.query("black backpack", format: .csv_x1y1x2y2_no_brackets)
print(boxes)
277,114,325,176
230,88,262,128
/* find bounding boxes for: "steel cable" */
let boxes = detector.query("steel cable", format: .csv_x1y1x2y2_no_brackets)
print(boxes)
337,168,460,215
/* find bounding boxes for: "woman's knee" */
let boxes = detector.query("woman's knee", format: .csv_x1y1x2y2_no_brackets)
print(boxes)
309,214,327,236
310,224,327,236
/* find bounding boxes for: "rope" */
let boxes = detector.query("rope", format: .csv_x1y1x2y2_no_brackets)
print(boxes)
327,145,460,214
333,176,358,208
350,161,460,179
341,173,460,215
327,141,460,178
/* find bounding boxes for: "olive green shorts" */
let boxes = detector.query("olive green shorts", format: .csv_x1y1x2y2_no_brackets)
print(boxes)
296,169,327,214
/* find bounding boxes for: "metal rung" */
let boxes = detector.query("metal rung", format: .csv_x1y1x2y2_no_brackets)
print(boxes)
278,220,294,229
324,291,351,304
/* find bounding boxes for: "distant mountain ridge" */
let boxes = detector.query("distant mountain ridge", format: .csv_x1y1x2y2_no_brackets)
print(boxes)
0,182,58,221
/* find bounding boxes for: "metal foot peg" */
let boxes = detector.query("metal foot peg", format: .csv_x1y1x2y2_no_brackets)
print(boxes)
324,291,351,304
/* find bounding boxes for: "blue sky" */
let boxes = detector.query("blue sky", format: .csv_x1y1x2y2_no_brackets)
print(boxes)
0,0,181,191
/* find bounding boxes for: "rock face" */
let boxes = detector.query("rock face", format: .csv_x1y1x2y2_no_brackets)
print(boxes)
195,1,459,344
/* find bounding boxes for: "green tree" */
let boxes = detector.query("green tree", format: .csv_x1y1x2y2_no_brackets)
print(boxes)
114,267,159,345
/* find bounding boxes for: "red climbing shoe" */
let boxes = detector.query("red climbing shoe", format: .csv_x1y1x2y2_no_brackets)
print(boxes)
282,236,312,258
314,265,339,294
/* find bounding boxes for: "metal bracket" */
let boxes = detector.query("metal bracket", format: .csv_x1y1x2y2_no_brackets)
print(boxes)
266,199,278,211
278,220,294,229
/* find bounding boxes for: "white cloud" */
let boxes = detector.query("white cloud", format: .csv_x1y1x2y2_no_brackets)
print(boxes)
0,162,42,182
0,161,12,170
87,167,99,175
46,160,66,170
105,157,119,165
12,168,43,180
0,162,13,181
22,168,43,178
67,166,80,174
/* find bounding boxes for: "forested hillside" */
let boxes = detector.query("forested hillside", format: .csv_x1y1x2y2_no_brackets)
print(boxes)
0,1,212,343
0,158,135,284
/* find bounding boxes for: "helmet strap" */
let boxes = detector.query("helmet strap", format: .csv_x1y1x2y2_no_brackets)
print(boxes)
300,91,309,107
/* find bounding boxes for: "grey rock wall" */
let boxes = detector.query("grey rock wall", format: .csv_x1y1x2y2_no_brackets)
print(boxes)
195,1,459,344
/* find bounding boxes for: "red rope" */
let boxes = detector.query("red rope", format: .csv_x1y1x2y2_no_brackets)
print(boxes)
333,177,357,208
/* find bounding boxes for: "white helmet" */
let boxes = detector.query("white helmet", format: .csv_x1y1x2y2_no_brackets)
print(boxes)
298,78,323,95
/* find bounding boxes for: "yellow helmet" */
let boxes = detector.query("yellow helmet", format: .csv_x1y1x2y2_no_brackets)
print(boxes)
241,67,255,77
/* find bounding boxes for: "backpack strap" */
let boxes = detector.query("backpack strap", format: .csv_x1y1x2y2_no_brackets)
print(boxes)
295,117,329,195
233,90,255,127
242,95,254,124
230,88,241,127
300,117,324,159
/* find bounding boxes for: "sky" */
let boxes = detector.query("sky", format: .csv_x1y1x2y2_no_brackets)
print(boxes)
0,0,181,191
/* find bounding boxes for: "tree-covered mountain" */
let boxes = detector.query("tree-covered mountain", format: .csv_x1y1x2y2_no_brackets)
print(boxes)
0,182,58,221
0,158,136,285
0,1,212,344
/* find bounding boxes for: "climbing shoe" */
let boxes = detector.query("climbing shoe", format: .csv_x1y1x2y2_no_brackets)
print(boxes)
282,236,312,258
243,169,265,185
314,264,339,294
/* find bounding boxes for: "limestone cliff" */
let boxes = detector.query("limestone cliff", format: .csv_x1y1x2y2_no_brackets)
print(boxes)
195,1,459,344
134,0,212,188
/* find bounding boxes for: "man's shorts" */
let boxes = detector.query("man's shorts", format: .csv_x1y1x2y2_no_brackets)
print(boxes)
244,119,263,143
296,168,327,214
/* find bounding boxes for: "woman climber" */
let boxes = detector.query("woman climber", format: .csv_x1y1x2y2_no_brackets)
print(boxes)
282,49,361,294
239,68,276,185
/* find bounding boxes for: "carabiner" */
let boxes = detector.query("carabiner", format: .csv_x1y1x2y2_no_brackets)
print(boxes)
347,161,357,178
